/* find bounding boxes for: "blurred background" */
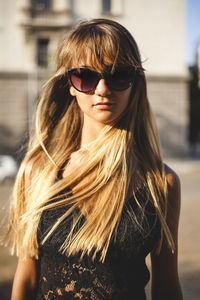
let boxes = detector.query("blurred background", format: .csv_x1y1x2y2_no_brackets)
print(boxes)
0,0,199,299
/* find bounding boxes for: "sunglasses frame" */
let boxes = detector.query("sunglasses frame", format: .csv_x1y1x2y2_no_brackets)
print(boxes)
67,66,138,93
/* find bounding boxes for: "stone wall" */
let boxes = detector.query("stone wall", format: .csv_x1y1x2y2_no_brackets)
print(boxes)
147,75,189,157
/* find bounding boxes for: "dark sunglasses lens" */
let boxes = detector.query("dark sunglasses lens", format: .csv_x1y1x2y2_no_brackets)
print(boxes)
70,69,99,92
110,67,135,90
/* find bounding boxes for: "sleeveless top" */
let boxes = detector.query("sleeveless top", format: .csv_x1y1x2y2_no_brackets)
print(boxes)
36,187,161,300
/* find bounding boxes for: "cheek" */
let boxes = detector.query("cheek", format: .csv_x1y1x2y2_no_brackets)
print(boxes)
75,95,91,114
69,88,89,111
119,89,132,110
76,99,85,111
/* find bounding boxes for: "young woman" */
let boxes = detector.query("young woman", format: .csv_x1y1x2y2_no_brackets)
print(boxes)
6,18,183,299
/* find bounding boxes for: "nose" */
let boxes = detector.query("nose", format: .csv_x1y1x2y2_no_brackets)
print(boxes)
94,78,111,96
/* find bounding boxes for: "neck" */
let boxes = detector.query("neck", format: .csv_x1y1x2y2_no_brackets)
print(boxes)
80,116,106,147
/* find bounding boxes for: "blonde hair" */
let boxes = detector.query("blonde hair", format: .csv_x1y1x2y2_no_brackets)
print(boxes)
4,19,174,262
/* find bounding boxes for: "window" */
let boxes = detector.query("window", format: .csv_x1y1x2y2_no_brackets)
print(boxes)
32,0,51,10
37,39,49,67
102,0,111,13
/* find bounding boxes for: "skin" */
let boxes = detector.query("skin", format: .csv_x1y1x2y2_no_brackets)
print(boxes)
69,70,132,146
151,165,183,300
11,77,183,299
11,257,40,300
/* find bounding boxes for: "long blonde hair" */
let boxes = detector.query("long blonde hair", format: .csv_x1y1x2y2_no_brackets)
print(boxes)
4,19,174,262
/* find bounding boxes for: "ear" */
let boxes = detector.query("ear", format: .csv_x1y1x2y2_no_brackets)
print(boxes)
69,86,76,97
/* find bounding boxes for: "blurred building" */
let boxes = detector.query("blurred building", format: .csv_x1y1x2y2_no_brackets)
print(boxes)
198,44,200,88
188,44,200,156
0,0,189,158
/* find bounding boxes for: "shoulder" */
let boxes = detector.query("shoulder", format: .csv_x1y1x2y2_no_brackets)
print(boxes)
163,163,181,226
150,164,183,299
164,164,181,200
164,164,180,190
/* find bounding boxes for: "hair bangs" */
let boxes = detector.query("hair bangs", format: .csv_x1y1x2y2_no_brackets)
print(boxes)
67,24,136,72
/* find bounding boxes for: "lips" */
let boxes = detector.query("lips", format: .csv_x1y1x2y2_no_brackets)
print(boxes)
95,102,113,106
94,102,114,109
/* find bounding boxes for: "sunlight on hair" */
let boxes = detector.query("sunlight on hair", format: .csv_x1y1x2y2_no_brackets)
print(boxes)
3,18,174,262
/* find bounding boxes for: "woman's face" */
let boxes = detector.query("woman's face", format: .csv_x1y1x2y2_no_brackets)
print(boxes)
69,65,132,127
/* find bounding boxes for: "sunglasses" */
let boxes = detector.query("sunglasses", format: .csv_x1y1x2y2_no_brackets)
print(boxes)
67,65,137,93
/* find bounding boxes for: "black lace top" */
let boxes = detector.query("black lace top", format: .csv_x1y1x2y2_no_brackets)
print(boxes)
36,188,161,300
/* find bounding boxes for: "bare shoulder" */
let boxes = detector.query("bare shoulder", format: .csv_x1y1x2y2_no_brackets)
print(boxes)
164,163,180,197
164,164,180,190
164,163,181,223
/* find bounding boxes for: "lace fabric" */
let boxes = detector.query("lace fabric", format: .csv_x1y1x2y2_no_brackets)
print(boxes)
36,189,161,299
